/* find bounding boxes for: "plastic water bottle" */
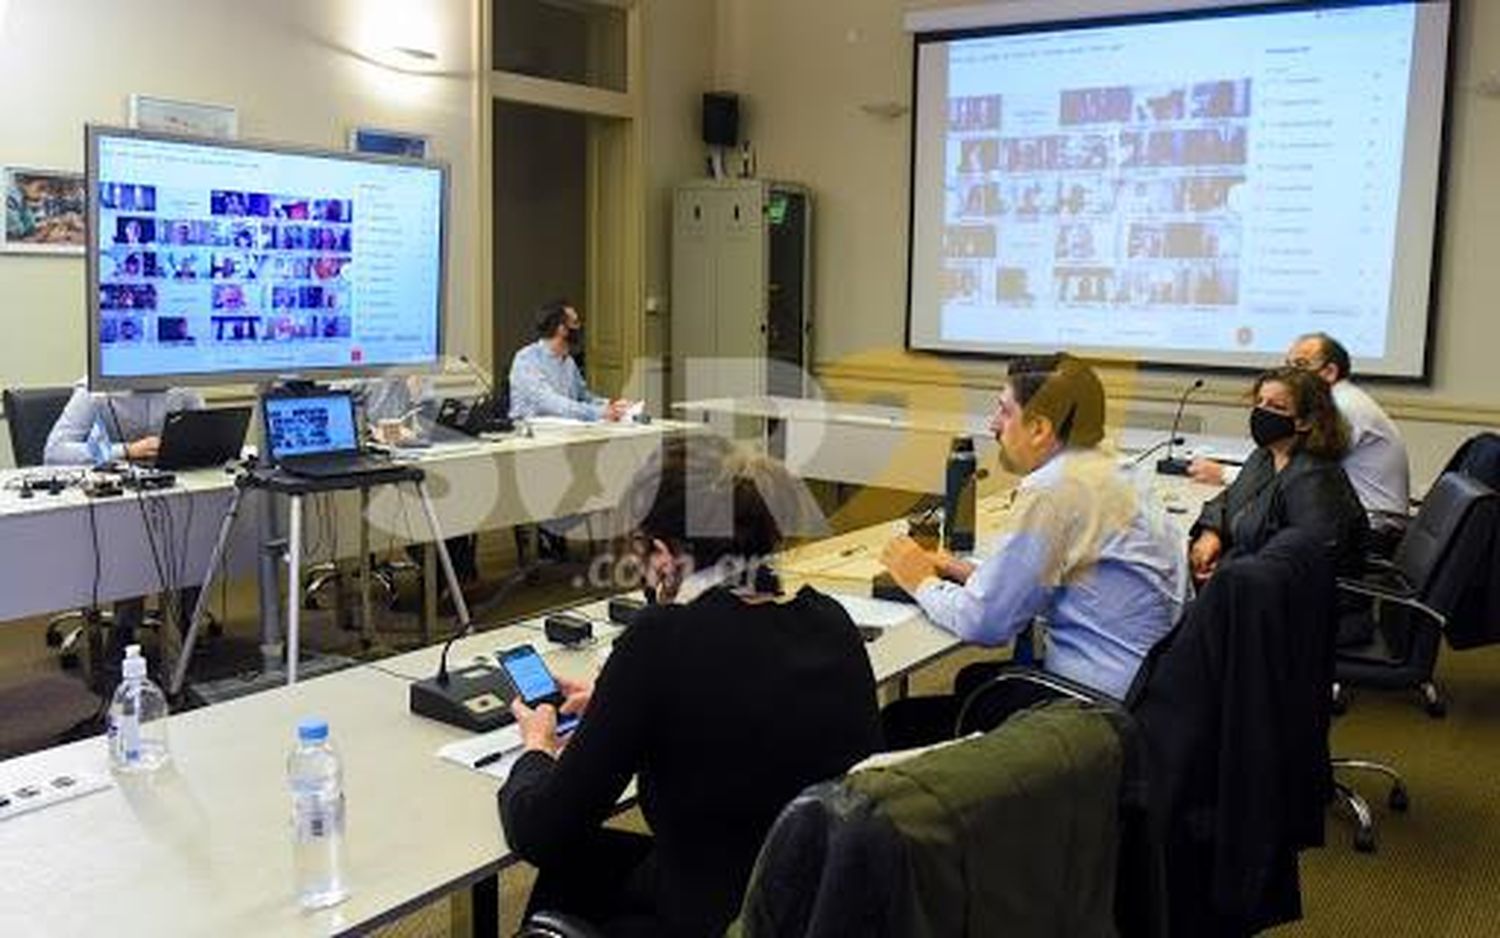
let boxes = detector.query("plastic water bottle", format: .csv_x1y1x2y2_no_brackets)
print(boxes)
943,436,978,554
107,644,170,772
287,718,349,909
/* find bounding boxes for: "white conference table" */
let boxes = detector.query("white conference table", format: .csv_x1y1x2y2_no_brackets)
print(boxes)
0,585,955,937
0,451,1226,936
0,419,696,625
674,395,1251,492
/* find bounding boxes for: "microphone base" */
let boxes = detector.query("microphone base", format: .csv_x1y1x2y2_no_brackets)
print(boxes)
409,661,517,732
1155,456,1193,477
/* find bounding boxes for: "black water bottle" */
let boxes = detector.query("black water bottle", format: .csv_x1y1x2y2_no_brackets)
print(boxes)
943,437,977,554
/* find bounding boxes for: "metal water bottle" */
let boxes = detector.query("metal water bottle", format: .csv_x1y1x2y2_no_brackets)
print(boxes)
943,437,978,554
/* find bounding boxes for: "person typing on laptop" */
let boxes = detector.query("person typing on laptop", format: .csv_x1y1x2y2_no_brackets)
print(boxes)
44,376,203,466
44,377,205,683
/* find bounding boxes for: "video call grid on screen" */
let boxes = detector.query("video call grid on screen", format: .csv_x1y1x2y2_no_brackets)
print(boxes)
264,394,358,459
906,0,1451,378
88,128,446,387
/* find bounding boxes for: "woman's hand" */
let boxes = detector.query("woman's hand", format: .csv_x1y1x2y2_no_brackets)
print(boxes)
558,676,594,717
1188,458,1226,486
1189,530,1223,583
511,699,561,757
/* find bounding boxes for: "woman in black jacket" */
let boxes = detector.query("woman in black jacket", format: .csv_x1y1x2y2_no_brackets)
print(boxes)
499,435,883,938
1190,367,1368,584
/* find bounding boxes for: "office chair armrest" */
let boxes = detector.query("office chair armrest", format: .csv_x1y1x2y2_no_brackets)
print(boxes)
516,911,608,938
954,666,1109,736
1336,578,1447,631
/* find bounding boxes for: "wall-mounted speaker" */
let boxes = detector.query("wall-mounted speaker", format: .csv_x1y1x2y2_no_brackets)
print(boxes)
702,92,739,147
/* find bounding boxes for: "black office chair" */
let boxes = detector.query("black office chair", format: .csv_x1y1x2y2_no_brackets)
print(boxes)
722,699,1141,938
1333,471,1499,718
3,386,112,670
958,530,1338,931
513,912,605,938
4,386,73,468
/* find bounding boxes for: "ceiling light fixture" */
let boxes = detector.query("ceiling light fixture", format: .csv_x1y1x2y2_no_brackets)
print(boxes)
393,45,437,62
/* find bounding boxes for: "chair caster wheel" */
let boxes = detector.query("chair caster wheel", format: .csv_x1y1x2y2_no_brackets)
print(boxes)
1354,829,1377,853
60,652,81,670
1425,699,1447,719
1331,695,1347,717
46,627,65,648
1389,786,1410,812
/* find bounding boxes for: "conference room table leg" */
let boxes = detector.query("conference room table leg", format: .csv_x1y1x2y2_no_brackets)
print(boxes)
423,544,438,644
470,875,499,937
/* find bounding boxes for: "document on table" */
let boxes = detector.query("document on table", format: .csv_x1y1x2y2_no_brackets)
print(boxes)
437,725,525,781
827,592,920,629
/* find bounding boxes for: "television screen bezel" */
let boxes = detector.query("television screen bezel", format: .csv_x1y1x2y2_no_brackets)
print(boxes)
86,123,449,391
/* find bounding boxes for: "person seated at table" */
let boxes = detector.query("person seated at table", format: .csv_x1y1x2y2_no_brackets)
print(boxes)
508,299,634,422
1191,332,1410,553
1189,366,1369,585
877,354,1187,747
44,377,206,676
499,435,881,938
44,376,203,466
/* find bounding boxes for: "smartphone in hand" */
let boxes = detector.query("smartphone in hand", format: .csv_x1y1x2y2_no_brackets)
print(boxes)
497,644,579,735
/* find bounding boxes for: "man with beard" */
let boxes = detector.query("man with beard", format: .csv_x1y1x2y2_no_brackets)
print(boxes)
879,355,1187,744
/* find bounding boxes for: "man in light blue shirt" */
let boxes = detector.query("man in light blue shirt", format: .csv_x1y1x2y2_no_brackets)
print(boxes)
44,377,206,680
879,355,1186,743
507,300,631,422
45,377,204,466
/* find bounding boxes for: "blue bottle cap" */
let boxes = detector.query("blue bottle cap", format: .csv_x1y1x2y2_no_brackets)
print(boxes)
297,718,329,742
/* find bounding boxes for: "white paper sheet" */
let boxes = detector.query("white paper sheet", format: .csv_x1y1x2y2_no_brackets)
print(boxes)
436,724,525,781
826,592,920,629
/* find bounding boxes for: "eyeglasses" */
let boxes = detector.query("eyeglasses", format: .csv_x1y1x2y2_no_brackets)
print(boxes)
1286,357,1325,371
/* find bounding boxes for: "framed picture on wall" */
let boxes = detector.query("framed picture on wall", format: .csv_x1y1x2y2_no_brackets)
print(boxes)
128,94,239,139
349,127,430,159
2,168,86,254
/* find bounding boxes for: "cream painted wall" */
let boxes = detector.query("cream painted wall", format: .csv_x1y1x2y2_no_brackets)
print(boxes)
711,0,1499,484
642,0,716,360
0,0,480,400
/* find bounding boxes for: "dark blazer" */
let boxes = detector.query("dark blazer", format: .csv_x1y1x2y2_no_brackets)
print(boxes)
1193,446,1369,577
1128,528,1336,936
499,586,882,938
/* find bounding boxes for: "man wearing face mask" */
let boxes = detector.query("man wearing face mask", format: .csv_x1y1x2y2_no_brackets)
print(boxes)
1188,367,1368,585
878,355,1187,727
508,299,634,422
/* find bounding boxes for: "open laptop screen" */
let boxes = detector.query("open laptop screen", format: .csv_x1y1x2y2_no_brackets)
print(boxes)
263,393,358,460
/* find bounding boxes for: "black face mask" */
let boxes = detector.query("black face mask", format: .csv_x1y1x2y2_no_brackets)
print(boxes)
1250,406,1298,447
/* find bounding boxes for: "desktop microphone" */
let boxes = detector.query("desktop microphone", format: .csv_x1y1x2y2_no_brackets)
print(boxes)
456,354,494,396
408,561,539,731
1130,435,1185,467
1156,379,1204,476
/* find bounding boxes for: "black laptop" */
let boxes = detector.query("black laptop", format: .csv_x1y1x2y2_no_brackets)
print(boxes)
155,407,252,470
261,390,396,479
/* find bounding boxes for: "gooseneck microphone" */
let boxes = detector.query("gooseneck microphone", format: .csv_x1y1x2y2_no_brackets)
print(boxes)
456,354,494,395
1155,378,1204,476
434,622,474,686
1130,435,1186,467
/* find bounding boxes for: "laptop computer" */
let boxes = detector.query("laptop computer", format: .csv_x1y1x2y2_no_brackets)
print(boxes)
261,390,396,479
155,407,252,470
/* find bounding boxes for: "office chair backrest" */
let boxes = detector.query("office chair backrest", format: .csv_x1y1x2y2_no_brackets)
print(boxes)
1441,432,1500,492
3,386,74,468
729,701,1132,938
1393,472,1493,605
